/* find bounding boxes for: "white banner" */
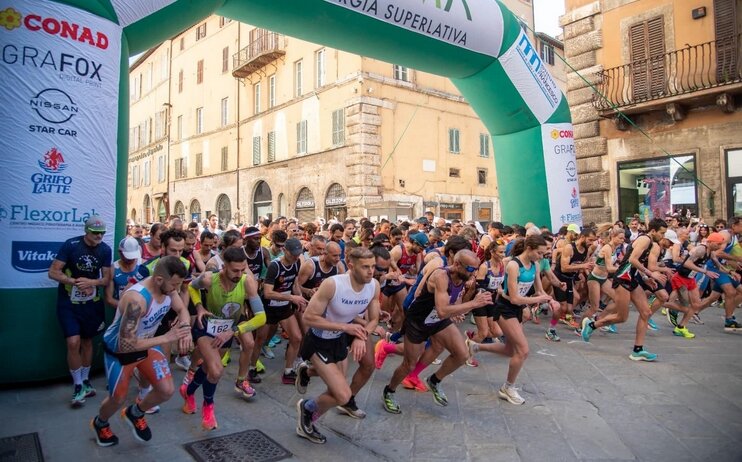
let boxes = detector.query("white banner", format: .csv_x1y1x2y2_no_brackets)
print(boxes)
109,0,176,28
323,0,504,58
500,29,563,124
541,123,582,231
0,0,121,288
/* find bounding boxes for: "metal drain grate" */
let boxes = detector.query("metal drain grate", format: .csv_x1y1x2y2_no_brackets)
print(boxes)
184,429,292,462
0,432,44,462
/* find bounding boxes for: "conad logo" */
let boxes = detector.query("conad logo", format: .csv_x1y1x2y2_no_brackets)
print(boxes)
551,129,574,140
0,7,109,49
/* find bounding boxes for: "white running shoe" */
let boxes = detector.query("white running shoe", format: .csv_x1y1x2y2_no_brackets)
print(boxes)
498,385,525,405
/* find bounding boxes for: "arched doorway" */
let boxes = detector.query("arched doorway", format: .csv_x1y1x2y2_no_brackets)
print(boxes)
295,187,316,223
156,198,167,223
143,195,152,224
325,183,347,221
130,208,137,223
190,199,201,223
216,194,232,228
174,201,185,220
277,193,287,217
253,181,273,223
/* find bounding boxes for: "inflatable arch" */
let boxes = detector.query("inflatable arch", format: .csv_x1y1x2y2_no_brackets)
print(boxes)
0,0,580,382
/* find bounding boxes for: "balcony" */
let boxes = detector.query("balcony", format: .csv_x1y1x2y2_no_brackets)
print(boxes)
593,34,741,115
232,31,285,79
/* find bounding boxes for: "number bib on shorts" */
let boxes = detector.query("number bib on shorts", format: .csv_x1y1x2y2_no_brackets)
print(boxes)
70,286,95,302
205,317,234,336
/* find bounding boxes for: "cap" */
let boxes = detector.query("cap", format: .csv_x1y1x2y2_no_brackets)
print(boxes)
409,232,429,247
118,237,141,260
664,229,680,245
284,238,304,256
84,215,106,233
566,223,580,233
243,226,261,238
707,232,725,244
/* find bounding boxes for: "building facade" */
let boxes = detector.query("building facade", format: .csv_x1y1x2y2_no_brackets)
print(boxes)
126,1,566,227
561,0,742,223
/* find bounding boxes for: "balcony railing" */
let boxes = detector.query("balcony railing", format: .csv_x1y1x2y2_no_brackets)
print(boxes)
232,31,285,79
593,34,741,111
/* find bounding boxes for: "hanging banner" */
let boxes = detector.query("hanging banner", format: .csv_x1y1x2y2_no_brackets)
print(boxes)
541,123,582,230
0,0,121,288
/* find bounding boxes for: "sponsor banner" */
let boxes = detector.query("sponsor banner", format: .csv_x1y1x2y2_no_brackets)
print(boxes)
109,0,176,28
499,29,563,124
541,123,582,231
0,0,121,288
323,0,503,58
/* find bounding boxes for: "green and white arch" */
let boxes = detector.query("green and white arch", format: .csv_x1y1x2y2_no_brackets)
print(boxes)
0,0,580,382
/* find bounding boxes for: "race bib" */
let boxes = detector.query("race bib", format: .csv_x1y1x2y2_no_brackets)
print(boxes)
269,291,291,307
488,276,504,291
71,286,95,302
423,309,443,325
205,318,234,336
517,282,533,297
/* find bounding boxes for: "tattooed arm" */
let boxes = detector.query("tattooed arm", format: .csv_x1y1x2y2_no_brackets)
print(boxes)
116,291,188,352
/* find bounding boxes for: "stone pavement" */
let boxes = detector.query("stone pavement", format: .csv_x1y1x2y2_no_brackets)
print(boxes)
2,307,741,461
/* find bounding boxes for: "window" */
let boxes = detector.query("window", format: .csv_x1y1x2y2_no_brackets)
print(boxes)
269,75,276,108
154,110,166,140
131,74,141,101
252,136,261,165
222,47,229,73
296,120,307,154
726,148,742,217
393,65,409,82
195,153,203,176
448,128,460,154
196,23,206,41
332,108,345,146
221,97,228,127
449,168,461,178
479,134,490,158
157,155,165,182
617,154,697,222
254,83,261,114
197,60,203,84
629,16,665,101
132,125,140,150
221,146,228,171
177,115,183,140
477,168,487,185
179,37,184,51
315,49,325,88
131,165,140,188
160,49,168,81
539,41,555,65
144,160,151,186
146,62,153,92
219,16,232,27
268,131,276,162
196,107,203,134
175,157,188,179
178,69,183,93
294,60,303,96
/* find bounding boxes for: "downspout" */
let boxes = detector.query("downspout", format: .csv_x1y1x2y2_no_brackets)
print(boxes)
235,24,241,224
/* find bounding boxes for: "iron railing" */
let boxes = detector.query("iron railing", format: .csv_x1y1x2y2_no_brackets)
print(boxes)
593,34,741,110
232,31,284,75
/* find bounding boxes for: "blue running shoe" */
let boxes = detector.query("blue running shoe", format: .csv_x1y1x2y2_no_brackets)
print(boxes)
599,324,618,334
629,349,657,362
268,335,282,348
647,318,659,331
581,317,594,342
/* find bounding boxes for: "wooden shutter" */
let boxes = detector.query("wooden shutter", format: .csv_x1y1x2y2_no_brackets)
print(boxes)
630,17,666,101
714,0,738,82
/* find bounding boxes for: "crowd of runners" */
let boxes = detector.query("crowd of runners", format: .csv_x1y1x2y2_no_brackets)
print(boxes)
49,211,742,447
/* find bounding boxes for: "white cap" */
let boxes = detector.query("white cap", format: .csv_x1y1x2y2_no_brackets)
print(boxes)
664,229,680,245
118,237,142,260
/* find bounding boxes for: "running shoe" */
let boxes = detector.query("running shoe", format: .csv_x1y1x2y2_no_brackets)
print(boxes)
255,359,266,373
221,350,231,367
182,369,195,387
281,330,289,340
673,326,696,339
599,324,618,334
374,339,390,369
180,384,197,414
647,318,659,331
91,417,118,447
465,338,478,358
724,318,742,332
581,317,594,342
296,399,327,443
121,405,152,442
71,384,86,408
269,334,282,348
82,380,96,398
282,370,297,385
465,357,479,367
545,328,561,342
248,368,262,384
648,294,657,307
336,396,367,419
559,315,580,329
426,376,448,406
174,354,191,371
661,307,668,316
401,375,428,392
690,313,704,325
629,349,657,362
382,389,401,414
261,346,276,359
530,306,541,324
201,402,218,431
135,397,160,414
295,362,310,394
498,385,525,405
235,379,256,399
666,309,679,328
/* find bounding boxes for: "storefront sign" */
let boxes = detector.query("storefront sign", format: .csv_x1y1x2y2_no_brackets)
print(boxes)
325,197,346,206
296,200,315,209
423,201,439,207
440,202,462,209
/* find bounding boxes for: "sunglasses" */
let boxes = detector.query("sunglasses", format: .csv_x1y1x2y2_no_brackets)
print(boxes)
464,265,478,273
275,242,286,248
374,265,389,273
716,226,725,229
89,230,105,236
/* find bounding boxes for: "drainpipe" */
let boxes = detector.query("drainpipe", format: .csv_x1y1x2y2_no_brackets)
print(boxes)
235,24,241,224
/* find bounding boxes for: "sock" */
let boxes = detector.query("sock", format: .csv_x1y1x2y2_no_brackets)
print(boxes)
389,332,402,343
429,373,441,385
384,385,395,395
408,361,427,379
202,379,217,405
70,368,82,386
94,415,107,427
284,368,294,375
130,403,145,418
550,319,558,327
504,381,514,388
81,366,91,382
383,342,398,354
345,395,356,407
589,321,596,329
187,366,206,396
633,345,643,353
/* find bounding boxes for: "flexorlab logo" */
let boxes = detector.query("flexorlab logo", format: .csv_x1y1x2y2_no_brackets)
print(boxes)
11,241,63,273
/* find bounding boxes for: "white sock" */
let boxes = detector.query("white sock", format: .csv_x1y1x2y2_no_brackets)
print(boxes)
81,366,91,382
70,368,82,386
